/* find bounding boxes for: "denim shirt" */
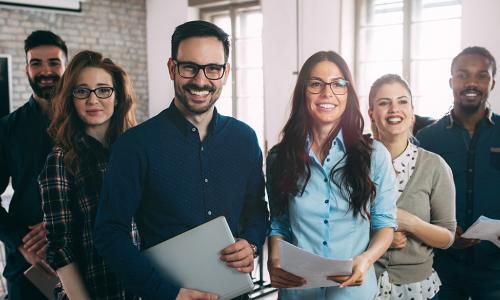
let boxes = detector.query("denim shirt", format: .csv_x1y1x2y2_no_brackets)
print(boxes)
268,131,397,300
417,110,500,270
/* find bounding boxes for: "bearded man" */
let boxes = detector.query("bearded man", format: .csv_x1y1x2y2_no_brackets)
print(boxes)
0,30,67,299
94,21,269,300
417,46,500,300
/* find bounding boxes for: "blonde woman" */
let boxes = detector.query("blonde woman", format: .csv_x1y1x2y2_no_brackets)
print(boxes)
368,74,456,300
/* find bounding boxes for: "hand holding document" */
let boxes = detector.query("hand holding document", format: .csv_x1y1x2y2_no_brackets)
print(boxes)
461,215,500,248
279,240,352,289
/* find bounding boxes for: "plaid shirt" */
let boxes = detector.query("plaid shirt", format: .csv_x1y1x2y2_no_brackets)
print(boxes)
39,135,137,300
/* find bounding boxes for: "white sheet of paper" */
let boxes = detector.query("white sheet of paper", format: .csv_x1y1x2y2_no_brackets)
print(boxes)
461,215,500,247
279,239,353,289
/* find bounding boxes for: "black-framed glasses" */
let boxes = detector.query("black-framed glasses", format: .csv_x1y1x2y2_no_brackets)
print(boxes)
72,86,115,100
306,78,349,95
173,60,226,80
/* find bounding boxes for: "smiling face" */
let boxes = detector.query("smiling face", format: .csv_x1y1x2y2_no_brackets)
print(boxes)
450,53,496,116
73,67,116,132
26,45,66,101
167,36,230,117
369,82,414,141
306,60,348,130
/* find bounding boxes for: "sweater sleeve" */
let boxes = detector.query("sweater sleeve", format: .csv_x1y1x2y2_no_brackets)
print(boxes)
429,153,457,248
0,117,27,250
94,136,180,299
237,132,269,252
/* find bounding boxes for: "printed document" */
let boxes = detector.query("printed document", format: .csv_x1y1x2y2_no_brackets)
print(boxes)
279,239,352,289
461,215,500,247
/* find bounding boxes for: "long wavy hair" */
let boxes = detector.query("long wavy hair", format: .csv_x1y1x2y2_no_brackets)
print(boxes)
269,51,375,218
49,50,136,174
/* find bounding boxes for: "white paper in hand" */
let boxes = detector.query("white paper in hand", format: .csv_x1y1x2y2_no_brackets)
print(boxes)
461,215,500,248
279,239,352,289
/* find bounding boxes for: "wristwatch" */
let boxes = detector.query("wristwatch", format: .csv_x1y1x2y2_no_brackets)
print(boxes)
249,242,258,258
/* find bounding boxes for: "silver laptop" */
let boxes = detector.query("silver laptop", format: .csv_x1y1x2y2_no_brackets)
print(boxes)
143,216,254,300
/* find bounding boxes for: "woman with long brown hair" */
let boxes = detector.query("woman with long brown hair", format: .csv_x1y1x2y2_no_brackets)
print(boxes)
266,51,397,299
38,50,136,299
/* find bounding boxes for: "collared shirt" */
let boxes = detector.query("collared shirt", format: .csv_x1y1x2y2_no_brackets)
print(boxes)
94,102,269,300
393,142,418,198
0,96,52,280
417,109,500,269
39,136,135,300
268,131,397,300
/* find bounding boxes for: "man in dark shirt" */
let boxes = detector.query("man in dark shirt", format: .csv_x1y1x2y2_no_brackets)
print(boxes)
417,46,500,300
0,30,67,299
95,21,269,300
413,114,435,135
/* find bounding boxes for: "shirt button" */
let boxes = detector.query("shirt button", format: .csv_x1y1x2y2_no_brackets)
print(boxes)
326,158,330,162
468,168,472,172
322,241,327,246
324,178,328,183
204,178,209,183
324,199,329,204
324,220,328,224
201,146,204,151
207,210,212,216
191,128,197,132
467,209,472,214
467,189,472,194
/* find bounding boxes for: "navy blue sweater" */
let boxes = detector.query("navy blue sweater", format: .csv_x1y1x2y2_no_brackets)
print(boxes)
94,102,269,299
0,97,52,280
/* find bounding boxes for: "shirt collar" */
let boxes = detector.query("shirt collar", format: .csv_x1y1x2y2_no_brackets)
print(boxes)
446,107,495,129
165,100,220,137
393,142,417,174
28,95,50,124
306,129,346,157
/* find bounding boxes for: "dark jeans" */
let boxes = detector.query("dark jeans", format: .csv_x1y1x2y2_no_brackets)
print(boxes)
434,252,500,300
6,275,46,300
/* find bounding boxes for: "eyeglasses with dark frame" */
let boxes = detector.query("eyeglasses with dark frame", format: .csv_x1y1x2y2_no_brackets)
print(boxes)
306,78,349,95
173,60,226,80
72,86,115,100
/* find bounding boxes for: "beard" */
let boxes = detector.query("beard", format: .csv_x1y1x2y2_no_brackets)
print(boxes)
458,101,483,115
28,74,60,101
174,82,219,115
457,87,485,116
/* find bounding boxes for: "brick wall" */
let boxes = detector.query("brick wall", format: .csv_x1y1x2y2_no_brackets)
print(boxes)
0,0,149,122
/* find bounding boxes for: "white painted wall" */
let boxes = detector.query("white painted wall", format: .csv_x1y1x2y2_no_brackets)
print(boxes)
145,0,500,151
262,0,342,151
461,0,500,114
261,0,297,152
146,0,188,117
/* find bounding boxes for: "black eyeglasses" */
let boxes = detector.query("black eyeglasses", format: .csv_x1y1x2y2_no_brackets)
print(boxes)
173,60,226,80
72,86,115,100
307,79,349,95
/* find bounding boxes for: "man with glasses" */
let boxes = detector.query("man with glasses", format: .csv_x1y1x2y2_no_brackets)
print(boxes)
0,30,66,299
95,20,269,300
417,46,500,300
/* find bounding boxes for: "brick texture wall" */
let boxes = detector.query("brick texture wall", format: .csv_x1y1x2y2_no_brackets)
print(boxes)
0,0,149,122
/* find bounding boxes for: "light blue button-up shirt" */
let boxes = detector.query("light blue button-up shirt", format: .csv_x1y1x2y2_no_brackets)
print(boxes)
268,131,397,300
